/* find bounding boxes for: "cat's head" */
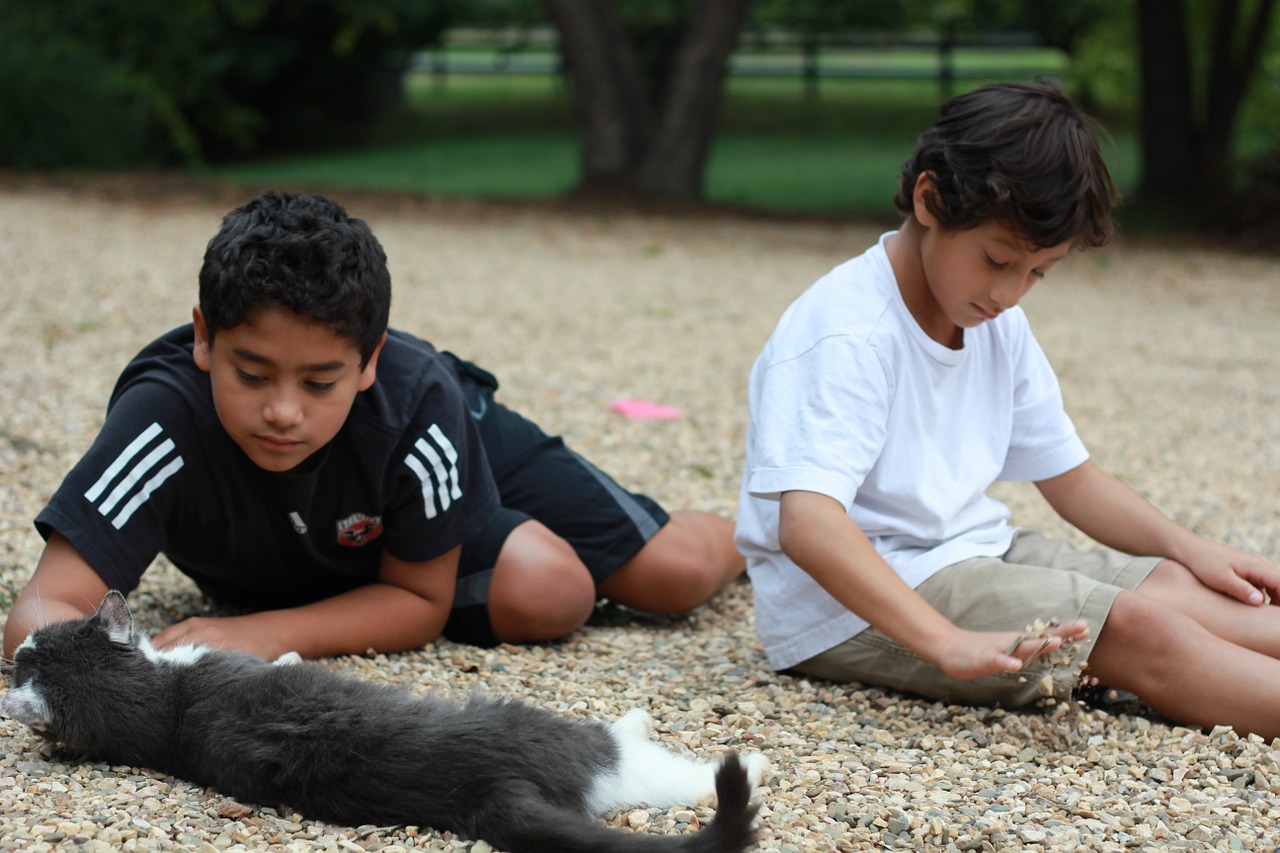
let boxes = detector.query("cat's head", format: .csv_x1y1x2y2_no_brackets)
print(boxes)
2,591,151,746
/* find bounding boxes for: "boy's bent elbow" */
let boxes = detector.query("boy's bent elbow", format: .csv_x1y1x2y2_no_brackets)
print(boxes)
4,535,112,657
3,594,96,660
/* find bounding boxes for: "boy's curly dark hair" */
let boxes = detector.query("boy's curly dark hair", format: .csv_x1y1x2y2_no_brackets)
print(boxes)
198,192,391,366
893,81,1118,249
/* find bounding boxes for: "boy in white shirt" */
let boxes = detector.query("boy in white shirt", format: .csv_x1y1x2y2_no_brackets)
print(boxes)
737,82,1280,738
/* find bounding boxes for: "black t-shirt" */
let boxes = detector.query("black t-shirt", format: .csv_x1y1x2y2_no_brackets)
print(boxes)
35,325,499,609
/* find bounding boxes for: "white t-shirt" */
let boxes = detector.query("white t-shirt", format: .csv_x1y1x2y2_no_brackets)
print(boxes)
736,233,1088,670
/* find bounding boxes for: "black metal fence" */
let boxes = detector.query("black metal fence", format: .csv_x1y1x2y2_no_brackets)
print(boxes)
410,26,1063,98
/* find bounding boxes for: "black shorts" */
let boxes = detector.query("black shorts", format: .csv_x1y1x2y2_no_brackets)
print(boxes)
441,358,670,647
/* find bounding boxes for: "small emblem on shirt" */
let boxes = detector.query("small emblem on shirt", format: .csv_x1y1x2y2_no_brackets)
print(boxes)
288,512,308,535
403,423,463,520
84,421,185,530
336,512,383,547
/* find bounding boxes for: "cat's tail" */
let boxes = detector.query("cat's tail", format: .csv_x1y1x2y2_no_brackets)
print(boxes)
498,753,760,853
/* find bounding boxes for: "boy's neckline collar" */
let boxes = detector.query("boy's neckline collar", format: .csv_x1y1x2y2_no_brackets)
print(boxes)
876,232,967,367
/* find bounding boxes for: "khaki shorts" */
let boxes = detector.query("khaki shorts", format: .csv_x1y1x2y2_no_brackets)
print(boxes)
791,531,1162,708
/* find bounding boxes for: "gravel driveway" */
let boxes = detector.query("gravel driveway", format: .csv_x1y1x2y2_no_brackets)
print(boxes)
2,180,1278,852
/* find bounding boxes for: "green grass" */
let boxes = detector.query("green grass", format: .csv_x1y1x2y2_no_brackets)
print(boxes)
212,134,579,198
706,135,905,214
210,56,1140,218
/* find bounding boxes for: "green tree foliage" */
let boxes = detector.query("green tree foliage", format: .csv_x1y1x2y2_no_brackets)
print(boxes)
1068,0,1278,219
934,0,1110,51
0,23,174,168
0,0,455,168
750,0,1105,47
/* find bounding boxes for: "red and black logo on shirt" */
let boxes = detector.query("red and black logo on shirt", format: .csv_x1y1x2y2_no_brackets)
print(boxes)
336,512,383,547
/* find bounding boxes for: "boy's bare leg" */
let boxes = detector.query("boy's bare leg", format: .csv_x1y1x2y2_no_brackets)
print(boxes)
1136,559,1280,657
1086,588,1280,740
487,520,597,643
596,510,746,613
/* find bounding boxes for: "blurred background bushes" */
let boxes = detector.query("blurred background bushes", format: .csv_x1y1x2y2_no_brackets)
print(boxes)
0,0,454,168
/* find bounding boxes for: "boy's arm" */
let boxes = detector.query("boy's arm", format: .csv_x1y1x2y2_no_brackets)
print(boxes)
1036,460,1280,605
3,533,111,659
151,546,460,660
779,490,1086,679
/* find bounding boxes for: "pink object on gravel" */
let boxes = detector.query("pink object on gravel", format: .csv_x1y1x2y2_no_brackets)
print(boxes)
610,398,684,420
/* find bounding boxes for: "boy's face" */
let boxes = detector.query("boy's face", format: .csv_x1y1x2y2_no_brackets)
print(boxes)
904,174,1071,346
192,305,384,473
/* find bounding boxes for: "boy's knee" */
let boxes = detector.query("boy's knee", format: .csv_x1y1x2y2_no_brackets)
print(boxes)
655,554,727,610
1103,590,1177,643
633,512,742,607
492,588,594,642
488,525,596,642
603,546,727,614
1137,558,1202,603
1091,590,1191,685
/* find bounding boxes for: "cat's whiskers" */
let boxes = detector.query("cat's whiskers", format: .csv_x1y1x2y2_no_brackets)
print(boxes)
27,582,47,631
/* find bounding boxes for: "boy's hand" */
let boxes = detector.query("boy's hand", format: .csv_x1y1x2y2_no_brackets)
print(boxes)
934,620,1089,680
1178,539,1280,606
153,615,285,660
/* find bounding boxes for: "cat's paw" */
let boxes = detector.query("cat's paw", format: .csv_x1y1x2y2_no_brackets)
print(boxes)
741,752,771,788
272,652,303,666
612,708,656,739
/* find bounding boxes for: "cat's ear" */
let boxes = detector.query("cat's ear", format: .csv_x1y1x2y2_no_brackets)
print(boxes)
95,590,136,645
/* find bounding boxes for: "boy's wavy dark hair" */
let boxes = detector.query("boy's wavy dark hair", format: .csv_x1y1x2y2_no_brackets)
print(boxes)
893,81,1118,249
198,192,391,366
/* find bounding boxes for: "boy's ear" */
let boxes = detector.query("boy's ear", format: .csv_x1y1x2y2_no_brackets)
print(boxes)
357,333,387,392
912,171,942,230
192,306,211,373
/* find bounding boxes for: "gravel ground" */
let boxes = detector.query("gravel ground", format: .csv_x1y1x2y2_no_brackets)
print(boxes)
1,180,1279,852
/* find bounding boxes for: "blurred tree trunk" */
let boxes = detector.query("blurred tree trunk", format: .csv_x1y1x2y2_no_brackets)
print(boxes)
1136,0,1278,207
541,0,750,202
1136,0,1196,200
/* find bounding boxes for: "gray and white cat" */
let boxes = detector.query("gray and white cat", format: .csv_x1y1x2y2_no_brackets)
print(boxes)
2,591,768,853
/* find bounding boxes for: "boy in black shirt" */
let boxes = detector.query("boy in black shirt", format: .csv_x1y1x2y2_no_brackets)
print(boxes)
3,192,744,659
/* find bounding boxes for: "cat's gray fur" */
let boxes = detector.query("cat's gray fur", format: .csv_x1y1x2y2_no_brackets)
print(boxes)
2,592,764,852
